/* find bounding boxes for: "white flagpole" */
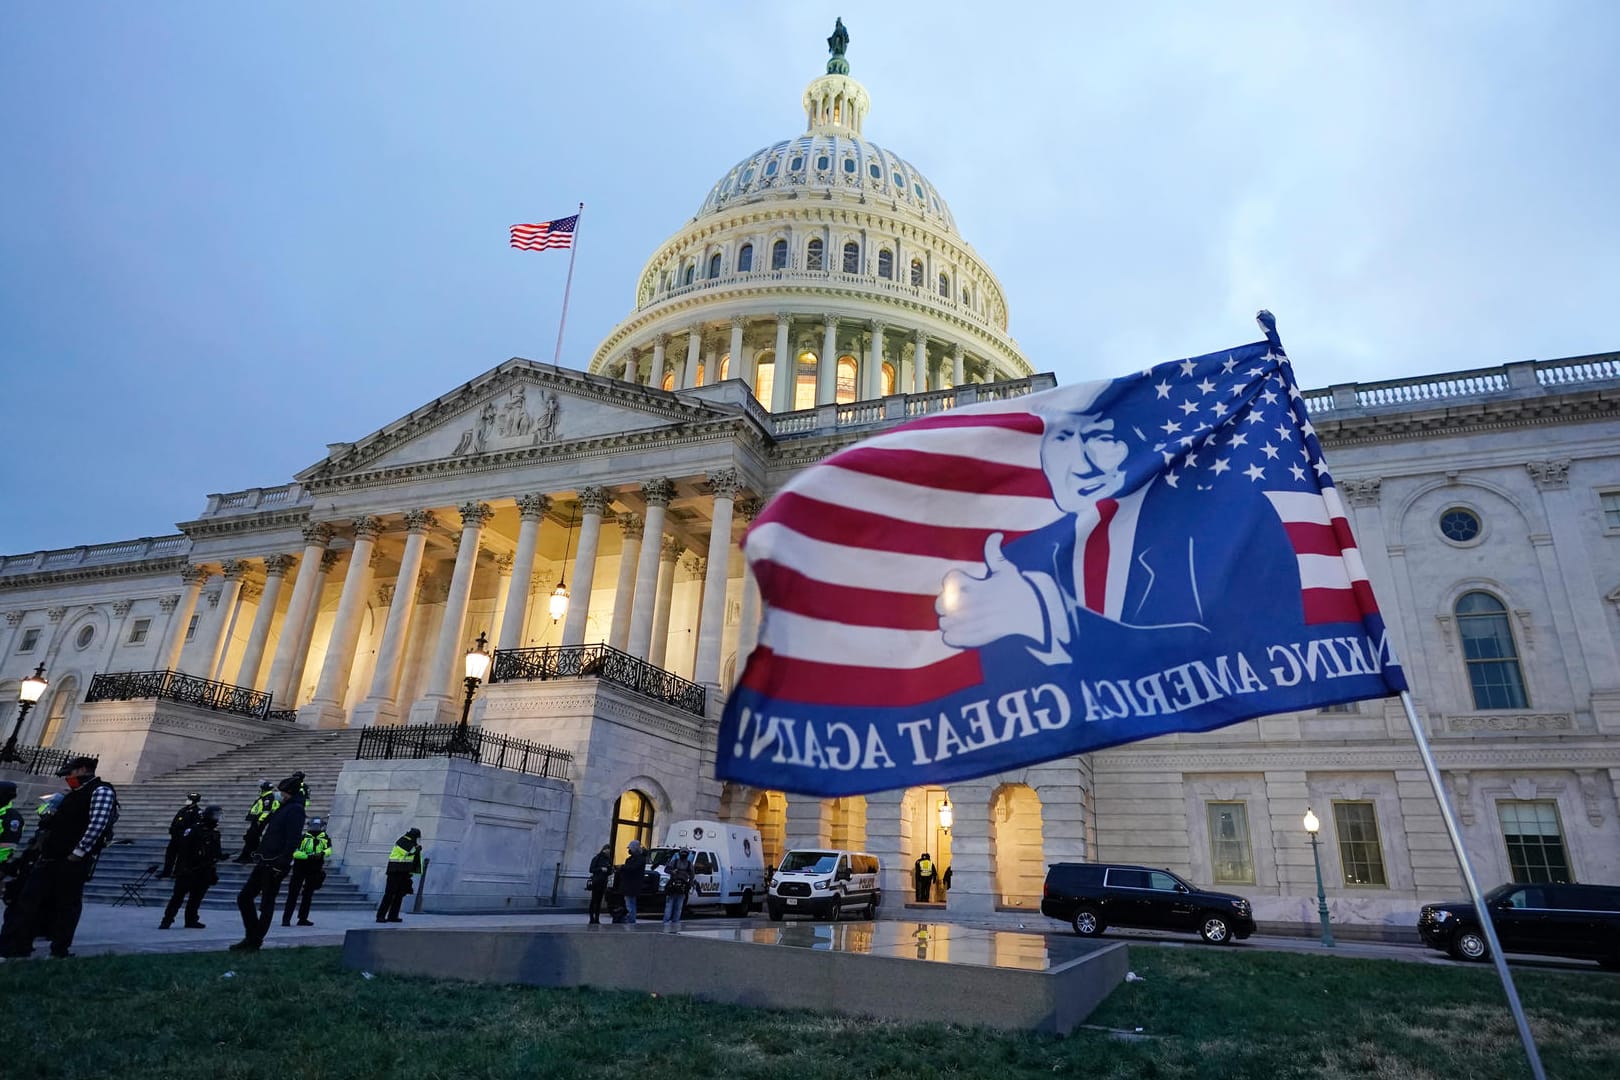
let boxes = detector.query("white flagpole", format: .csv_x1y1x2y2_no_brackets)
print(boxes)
551,202,584,367
1397,688,1546,1080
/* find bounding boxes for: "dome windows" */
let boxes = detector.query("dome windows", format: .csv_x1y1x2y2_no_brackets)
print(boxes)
807,238,824,270
771,239,788,270
868,162,882,180
765,158,779,177
893,170,905,188
910,259,924,287
790,155,804,172
842,241,860,274
914,182,925,200
843,157,857,175
878,250,894,280
683,263,696,286
816,154,831,171
708,253,722,279
742,166,755,185
738,244,754,273
938,272,949,297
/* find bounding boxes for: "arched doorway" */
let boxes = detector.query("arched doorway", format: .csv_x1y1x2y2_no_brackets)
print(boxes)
831,796,867,849
906,786,952,901
39,676,79,747
990,784,1044,908
609,789,656,858
750,789,787,872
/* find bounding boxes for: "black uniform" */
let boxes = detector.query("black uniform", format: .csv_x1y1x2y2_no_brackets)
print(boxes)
0,774,118,958
587,846,613,924
160,801,202,878
160,818,223,929
232,787,305,951
376,832,423,923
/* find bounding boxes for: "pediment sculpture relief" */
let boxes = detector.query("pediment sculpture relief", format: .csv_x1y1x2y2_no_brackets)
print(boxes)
451,385,561,456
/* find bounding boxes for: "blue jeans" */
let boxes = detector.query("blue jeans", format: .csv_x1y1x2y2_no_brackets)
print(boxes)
663,892,687,923
625,893,638,923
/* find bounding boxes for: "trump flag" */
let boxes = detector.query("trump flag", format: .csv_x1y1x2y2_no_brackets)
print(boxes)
716,312,1407,797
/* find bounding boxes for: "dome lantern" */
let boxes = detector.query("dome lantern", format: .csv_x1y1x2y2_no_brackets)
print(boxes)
804,18,867,136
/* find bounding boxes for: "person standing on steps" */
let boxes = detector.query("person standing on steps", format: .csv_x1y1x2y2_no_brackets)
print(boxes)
587,843,613,924
236,781,275,863
159,792,203,879
160,804,224,930
282,817,332,927
229,775,305,952
376,827,423,923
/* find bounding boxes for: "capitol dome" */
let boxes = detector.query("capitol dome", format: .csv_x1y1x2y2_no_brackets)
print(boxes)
589,25,1032,414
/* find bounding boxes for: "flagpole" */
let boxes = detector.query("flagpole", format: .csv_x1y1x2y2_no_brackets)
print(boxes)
1397,688,1546,1079
551,202,584,367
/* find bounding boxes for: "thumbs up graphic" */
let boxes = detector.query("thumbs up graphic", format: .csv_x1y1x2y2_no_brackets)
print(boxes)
936,532,1047,649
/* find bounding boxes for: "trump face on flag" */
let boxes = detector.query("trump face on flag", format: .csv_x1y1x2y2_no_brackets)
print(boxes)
719,313,1407,798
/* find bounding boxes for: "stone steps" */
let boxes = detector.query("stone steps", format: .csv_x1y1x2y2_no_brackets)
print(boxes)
87,839,374,910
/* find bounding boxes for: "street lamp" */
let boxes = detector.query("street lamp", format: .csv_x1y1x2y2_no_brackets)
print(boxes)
1303,807,1335,948
0,664,49,763
450,632,491,754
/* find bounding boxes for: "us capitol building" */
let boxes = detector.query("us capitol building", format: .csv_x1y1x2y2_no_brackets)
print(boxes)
3,29,1617,931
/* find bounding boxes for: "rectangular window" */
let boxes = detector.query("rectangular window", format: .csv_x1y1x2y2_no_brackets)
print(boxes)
1206,802,1255,884
127,618,152,645
1332,801,1387,886
18,627,41,653
184,614,200,642
1601,490,1620,533
1497,801,1572,884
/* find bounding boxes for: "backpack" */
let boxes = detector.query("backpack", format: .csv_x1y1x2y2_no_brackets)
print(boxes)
667,862,694,895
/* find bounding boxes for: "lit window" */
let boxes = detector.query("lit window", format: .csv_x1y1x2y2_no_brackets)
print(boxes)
1600,491,1620,532
771,239,787,270
19,628,40,653
1207,802,1255,884
835,357,858,403
910,259,923,287
1497,801,1572,884
737,244,753,272
806,239,823,270
842,241,859,274
795,350,818,410
1455,592,1528,709
877,250,893,279
718,353,730,381
185,614,200,642
610,789,656,858
128,618,152,645
1332,801,1387,886
754,354,775,408
707,253,721,279
1440,507,1481,543
661,372,675,392
881,362,896,396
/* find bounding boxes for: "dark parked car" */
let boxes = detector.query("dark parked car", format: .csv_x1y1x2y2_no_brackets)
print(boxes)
1418,882,1620,968
1041,862,1255,944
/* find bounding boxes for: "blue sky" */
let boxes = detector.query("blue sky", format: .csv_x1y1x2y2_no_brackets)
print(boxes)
2,4,1616,554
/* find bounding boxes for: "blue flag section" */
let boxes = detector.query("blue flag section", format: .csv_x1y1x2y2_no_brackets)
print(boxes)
717,312,1408,797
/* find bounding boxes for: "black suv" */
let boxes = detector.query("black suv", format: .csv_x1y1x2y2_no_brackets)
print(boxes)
1041,862,1255,944
1418,882,1620,968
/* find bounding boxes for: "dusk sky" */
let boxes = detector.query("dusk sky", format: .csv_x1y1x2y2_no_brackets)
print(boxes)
3,4,1616,555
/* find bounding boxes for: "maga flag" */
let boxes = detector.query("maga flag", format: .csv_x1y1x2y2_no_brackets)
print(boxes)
717,312,1406,797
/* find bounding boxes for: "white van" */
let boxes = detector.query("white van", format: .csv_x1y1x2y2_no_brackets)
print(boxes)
646,819,766,916
767,849,882,921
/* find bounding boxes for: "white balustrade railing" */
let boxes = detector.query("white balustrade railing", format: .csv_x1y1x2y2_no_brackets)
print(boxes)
0,534,192,576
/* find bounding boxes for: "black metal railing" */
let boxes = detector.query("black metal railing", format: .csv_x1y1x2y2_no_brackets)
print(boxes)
0,745,97,777
85,670,274,720
264,709,299,724
354,723,572,780
489,643,707,717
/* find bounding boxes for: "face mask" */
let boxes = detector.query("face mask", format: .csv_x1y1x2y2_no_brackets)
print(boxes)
64,776,84,790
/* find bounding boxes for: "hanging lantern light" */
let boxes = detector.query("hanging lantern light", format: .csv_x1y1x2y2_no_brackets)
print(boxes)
549,509,576,622
938,795,954,831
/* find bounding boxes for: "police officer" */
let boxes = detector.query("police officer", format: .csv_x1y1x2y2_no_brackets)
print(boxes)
236,781,276,863
282,817,332,927
376,827,423,923
159,804,224,930
0,781,24,883
159,792,203,878
1,790,63,908
0,755,118,959
913,852,937,902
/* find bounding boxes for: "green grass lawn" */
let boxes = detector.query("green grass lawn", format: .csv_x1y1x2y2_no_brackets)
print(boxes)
1,945,1614,1079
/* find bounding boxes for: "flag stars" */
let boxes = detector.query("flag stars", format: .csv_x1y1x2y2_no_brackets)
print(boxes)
1165,471,1180,488
1209,400,1230,419
1160,419,1182,435
1229,383,1246,397
1155,381,1172,400
1261,389,1279,404
1289,463,1308,481
1260,442,1280,459
1275,423,1294,441
1245,411,1267,426
1244,463,1266,482
1229,431,1249,448
1211,458,1232,476
1179,359,1198,376
1221,357,1239,374
1315,460,1332,477
1178,400,1200,416
1247,367,1265,377
1196,377,1217,395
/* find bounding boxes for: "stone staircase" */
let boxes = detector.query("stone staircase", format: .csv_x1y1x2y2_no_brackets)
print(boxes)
81,728,375,910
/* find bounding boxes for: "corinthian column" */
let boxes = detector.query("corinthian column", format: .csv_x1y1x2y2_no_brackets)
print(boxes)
649,537,683,669
626,478,672,660
560,486,608,646
646,335,667,389
771,314,792,412
410,501,492,724
497,494,550,652
683,326,703,390
867,321,887,399
952,343,964,388
818,317,840,404
264,524,332,704
734,496,764,685
159,565,209,673
302,517,384,727
353,510,436,726
607,513,643,650
236,554,294,689
694,469,741,689
194,560,247,679
729,318,746,385
913,330,928,394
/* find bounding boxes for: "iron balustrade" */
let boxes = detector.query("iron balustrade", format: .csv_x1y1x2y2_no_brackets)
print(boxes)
489,643,707,717
265,709,300,724
85,670,275,720
0,745,96,777
354,723,572,780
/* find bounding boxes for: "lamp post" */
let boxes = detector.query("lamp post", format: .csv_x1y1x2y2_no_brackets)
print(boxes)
449,632,492,755
0,664,50,764
1303,807,1335,948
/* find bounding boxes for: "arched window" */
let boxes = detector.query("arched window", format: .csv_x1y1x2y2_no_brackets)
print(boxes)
707,253,722,279
770,239,788,270
962,287,971,305
1455,592,1528,709
806,238,824,270
878,250,894,279
938,272,949,297
718,352,731,381
683,263,695,286
609,789,656,858
910,259,924,286
737,243,753,272
881,362,896,396
661,372,676,392
753,352,775,407
835,356,859,403
842,241,860,274
39,676,79,747
794,350,818,410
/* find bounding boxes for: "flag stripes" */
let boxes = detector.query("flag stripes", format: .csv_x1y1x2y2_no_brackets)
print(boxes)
510,215,578,250
1265,489,1376,625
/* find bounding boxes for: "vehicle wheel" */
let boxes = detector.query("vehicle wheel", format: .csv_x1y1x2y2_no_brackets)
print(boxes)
866,897,878,919
1071,908,1104,937
1199,914,1233,945
829,898,842,922
741,888,755,916
1449,928,1490,962
768,906,783,922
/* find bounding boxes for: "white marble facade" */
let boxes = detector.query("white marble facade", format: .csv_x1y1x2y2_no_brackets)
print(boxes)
3,40,1619,925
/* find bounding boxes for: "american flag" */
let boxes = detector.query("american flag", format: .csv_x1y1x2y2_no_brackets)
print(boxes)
510,215,578,251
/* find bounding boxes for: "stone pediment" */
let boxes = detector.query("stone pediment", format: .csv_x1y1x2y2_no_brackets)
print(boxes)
295,360,745,482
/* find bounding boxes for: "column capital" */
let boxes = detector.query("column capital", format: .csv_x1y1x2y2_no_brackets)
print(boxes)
1338,479,1382,507
730,315,748,330
660,537,684,562
113,599,134,617
159,595,180,613
494,553,515,573
301,522,334,546
1525,460,1571,490
47,606,68,623
263,553,296,576
776,311,792,326
180,565,210,586
402,509,439,534
683,555,707,576
868,319,886,334
824,314,841,330
578,485,610,515
221,559,249,581
736,495,765,522
516,493,552,521
368,548,387,570
203,591,221,610
353,515,385,540
376,583,395,606
654,333,669,348
457,501,494,529
241,582,264,603
617,512,645,541
319,550,342,573
707,467,744,500
642,478,674,508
